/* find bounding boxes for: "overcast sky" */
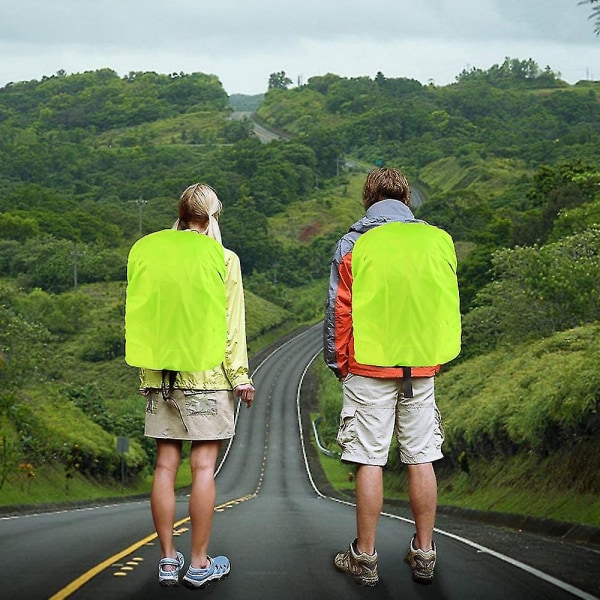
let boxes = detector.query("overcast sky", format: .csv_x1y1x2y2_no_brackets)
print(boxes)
0,0,598,95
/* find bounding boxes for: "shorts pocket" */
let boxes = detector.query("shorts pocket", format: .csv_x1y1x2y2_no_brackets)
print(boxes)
434,406,445,447
337,407,357,448
183,391,218,417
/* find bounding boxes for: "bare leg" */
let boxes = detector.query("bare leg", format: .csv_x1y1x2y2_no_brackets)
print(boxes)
151,439,182,564
407,462,437,550
189,440,221,568
355,464,383,555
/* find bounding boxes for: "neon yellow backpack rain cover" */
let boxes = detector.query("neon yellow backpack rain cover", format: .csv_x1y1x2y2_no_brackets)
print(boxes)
125,229,227,371
351,222,461,367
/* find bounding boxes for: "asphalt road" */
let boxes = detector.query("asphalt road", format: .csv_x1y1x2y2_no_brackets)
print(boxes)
410,184,426,207
1,325,598,599
230,111,282,142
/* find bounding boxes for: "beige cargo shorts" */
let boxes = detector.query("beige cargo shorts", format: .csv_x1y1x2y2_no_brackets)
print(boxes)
337,374,444,466
144,389,235,441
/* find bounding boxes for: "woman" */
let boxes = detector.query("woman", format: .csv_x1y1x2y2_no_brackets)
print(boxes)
132,183,254,589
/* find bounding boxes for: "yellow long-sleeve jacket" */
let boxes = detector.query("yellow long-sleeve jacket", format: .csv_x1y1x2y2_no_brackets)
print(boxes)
139,247,253,391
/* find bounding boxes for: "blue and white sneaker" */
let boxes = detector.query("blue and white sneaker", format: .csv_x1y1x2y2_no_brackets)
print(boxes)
182,555,230,589
158,551,184,586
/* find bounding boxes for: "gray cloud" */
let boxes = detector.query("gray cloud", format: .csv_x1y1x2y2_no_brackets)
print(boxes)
0,0,597,93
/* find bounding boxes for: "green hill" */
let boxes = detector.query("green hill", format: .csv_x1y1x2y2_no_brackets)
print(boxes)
0,278,293,505
1,60,598,524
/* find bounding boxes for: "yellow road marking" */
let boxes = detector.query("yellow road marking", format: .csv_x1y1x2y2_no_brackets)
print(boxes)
49,494,256,599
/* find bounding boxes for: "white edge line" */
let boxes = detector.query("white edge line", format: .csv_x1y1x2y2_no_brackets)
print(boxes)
296,347,598,600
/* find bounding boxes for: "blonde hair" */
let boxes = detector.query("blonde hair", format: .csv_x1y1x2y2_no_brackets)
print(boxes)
362,167,410,209
174,183,222,243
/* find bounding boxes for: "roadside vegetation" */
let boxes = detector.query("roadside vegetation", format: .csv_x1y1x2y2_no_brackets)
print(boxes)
312,324,600,526
0,60,598,527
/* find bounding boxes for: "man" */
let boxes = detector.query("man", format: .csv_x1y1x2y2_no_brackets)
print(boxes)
323,167,461,587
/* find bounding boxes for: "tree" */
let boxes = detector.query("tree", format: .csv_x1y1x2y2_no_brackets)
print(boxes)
415,190,494,243
512,161,600,246
461,227,600,357
456,57,562,88
579,0,600,35
268,71,293,90
0,213,39,241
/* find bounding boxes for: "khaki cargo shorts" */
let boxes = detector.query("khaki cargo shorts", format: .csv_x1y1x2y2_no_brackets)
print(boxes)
144,389,235,441
337,374,444,466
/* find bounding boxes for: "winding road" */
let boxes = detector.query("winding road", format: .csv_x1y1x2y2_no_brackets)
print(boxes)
1,325,598,599
230,111,282,142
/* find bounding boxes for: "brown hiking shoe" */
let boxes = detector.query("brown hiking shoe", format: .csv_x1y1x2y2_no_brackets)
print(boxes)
334,539,378,586
404,535,436,584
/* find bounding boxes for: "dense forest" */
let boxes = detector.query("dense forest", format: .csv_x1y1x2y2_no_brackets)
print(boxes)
0,59,598,519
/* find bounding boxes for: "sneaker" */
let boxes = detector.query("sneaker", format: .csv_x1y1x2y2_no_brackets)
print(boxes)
182,555,231,589
334,539,378,586
404,535,436,584
158,551,184,586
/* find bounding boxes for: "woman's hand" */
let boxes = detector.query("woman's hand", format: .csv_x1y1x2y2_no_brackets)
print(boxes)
235,383,255,408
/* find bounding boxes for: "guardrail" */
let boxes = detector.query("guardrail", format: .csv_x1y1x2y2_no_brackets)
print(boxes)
312,417,340,458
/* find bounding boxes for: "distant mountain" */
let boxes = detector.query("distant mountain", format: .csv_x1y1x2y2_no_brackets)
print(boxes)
229,93,264,112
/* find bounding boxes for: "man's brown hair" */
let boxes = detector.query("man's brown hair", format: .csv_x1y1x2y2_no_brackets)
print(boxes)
362,167,410,209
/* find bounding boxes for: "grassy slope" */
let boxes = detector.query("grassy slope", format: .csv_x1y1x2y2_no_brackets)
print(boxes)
95,110,230,147
418,155,533,203
312,324,600,527
317,447,600,527
0,280,295,507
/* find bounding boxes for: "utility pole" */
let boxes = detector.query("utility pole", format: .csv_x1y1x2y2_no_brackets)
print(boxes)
336,156,345,185
135,198,148,236
72,243,85,292
117,437,129,494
